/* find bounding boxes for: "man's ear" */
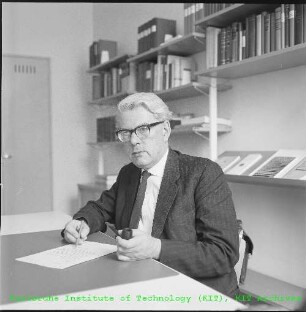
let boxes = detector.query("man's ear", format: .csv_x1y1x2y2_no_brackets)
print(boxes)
163,120,171,141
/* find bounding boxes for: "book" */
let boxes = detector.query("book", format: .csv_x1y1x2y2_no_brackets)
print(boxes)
227,154,263,175
247,14,256,58
92,75,102,100
304,4,306,43
282,157,306,180
150,18,176,50
98,39,117,64
281,4,285,49
289,4,295,47
216,155,241,172
264,13,271,54
270,12,276,52
295,4,304,45
261,11,267,54
275,7,282,51
256,14,262,56
284,4,290,48
249,150,306,178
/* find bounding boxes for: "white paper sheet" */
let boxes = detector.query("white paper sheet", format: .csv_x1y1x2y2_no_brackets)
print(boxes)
15,241,117,269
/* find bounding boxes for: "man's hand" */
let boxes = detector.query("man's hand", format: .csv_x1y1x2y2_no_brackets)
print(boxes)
63,219,90,244
116,229,161,261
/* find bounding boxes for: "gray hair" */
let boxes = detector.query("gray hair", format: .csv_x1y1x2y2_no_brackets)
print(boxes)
117,92,173,121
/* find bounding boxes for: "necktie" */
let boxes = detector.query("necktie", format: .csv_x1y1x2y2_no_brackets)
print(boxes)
129,170,151,228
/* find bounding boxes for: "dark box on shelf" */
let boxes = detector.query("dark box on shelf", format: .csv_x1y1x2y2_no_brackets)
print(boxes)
97,117,116,142
138,18,176,54
89,39,117,67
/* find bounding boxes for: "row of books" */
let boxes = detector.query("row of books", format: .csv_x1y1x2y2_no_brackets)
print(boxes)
217,150,306,180
96,117,116,142
92,62,130,100
136,55,194,92
184,3,234,35
89,39,117,68
206,4,306,68
137,18,176,54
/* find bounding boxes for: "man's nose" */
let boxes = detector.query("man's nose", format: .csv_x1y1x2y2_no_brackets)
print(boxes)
130,132,140,145
130,131,141,145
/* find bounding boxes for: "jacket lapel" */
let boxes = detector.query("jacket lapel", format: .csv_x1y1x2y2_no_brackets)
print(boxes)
151,149,180,238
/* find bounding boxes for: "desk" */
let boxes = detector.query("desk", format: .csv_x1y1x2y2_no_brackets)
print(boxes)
0,212,245,311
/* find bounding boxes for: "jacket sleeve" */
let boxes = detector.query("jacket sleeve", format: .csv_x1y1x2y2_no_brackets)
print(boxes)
73,179,118,235
159,161,239,279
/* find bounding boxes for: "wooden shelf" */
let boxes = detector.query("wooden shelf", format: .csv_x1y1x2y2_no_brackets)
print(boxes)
78,183,105,192
87,54,132,73
87,142,122,149
155,81,231,102
226,174,306,190
127,32,205,63
241,269,306,311
172,123,231,135
199,43,306,79
88,91,133,107
195,4,280,28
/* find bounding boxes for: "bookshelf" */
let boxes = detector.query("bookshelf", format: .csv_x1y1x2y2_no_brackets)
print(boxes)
195,4,280,29
88,91,132,107
199,43,306,79
127,32,205,63
197,4,306,304
172,123,231,135
226,174,306,190
87,54,132,73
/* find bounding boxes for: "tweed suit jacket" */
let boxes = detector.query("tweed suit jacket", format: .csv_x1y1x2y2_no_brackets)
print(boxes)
73,148,239,297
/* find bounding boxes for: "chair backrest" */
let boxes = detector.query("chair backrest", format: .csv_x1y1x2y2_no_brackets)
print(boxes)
235,220,254,285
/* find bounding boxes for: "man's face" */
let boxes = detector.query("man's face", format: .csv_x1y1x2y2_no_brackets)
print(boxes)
116,106,170,169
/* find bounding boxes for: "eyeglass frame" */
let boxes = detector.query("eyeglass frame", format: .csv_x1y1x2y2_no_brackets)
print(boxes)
115,120,165,142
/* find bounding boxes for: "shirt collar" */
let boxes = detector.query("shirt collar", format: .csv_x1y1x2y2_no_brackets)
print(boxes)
143,148,169,178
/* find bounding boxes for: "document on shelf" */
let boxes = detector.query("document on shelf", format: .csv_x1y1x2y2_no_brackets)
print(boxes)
16,241,117,269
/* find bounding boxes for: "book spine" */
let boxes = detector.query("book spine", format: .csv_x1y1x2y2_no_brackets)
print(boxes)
284,4,290,48
281,4,285,49
275,7,282,51
238,23,243,61
261,12,267,54
248,14,256,58
184,3,188,35
225,26,232,63
295,4,303,45
256,14,262,56
264,13,271,54
289,4,295,47
231,22,239,62
270,12,276,52
242,29,246,60
304,4,306,43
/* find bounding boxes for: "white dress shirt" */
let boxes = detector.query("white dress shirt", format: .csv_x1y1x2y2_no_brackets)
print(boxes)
138,148,169,235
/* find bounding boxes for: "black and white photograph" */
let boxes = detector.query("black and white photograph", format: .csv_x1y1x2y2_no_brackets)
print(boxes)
1,2,306,311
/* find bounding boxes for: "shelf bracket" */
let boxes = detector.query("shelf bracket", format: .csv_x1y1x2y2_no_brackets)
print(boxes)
194,84,209,97
193,127,209,141
194,36,205,46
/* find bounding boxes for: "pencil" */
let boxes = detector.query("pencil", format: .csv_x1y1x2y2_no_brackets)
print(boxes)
76,220,84,247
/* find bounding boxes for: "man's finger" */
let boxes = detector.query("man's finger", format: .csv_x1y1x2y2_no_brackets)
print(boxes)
65,232,77,244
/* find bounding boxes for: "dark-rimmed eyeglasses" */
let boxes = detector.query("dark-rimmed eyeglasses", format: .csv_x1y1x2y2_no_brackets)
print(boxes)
116,121,165,142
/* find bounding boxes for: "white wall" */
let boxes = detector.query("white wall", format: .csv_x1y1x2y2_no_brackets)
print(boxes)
2,3,96,216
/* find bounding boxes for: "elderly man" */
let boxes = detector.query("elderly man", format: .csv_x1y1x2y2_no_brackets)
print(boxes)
62,92,239,297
